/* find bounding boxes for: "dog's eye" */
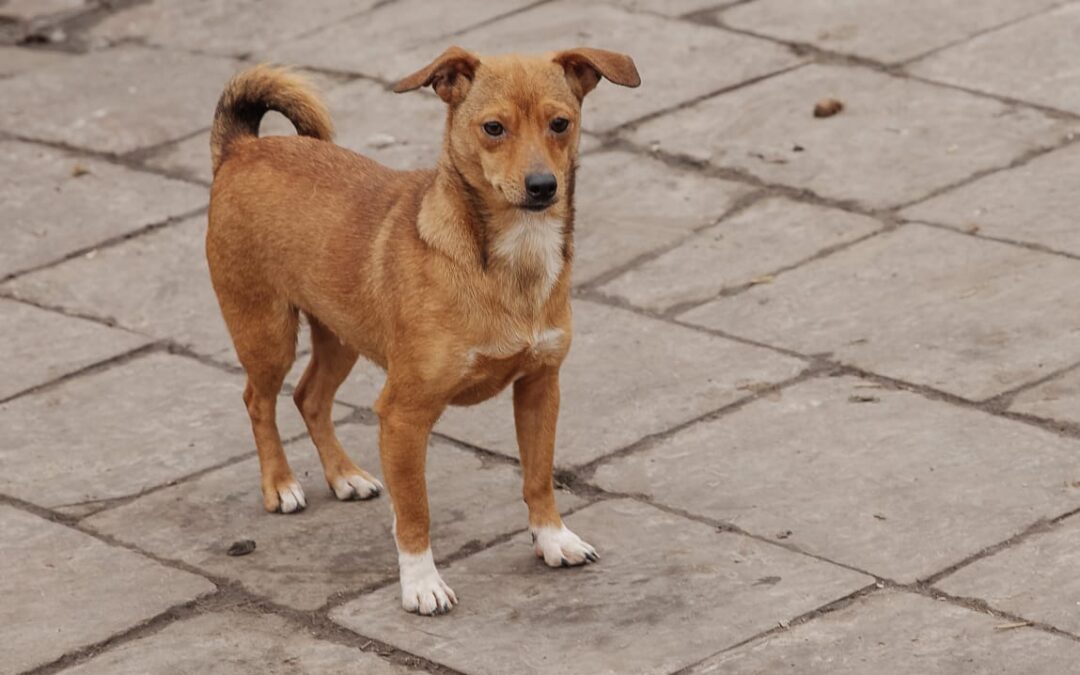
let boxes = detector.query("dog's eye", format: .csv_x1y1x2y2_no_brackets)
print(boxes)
482,121,504,137
550,117,570,133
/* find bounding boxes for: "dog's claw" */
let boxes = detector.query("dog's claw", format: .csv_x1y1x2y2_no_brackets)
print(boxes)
332,474,383,501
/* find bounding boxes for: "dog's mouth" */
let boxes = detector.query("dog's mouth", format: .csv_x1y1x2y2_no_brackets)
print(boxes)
519,199,558,213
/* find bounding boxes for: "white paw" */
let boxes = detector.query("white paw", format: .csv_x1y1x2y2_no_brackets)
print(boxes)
276,481,307,514
532,525,598,567
398,548,456,615
331,473,383,501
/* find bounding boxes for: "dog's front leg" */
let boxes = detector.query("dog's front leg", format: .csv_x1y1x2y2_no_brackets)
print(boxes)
376,393,456,615
513,367,598,567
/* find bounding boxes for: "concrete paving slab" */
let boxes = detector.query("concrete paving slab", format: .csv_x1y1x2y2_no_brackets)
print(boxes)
272,0,535,77
573,150,752,284
0,298,149,401
88,0,380,57
693,590,1080,674
0,46,238,154
937,515,1080,634
628,64,1076,209
0,140,206,279
722,0,1062,64
0,351,313,509
366,2,801,133
0,0,85,21
604,0,730,16
909,4,1080,115
902,142,1080,257
331,499,871,675
593,376,1080,582
0,505,214,675
5,216,233,360
85,422,585,610
598,196,881,312
0,46,71,78
1009,367,1080,426
431,299,805,468
681,224,1080,400
57,611,417,675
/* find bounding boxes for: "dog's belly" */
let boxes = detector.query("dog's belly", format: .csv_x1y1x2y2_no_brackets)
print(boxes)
450,328,566,406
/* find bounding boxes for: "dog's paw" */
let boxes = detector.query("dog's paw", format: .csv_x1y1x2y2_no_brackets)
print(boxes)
399,549,457,616
331,472,383,501
532,525,598,567
264,480,307,514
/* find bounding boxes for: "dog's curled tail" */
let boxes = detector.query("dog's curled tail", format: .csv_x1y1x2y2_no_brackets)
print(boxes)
210,65,334,175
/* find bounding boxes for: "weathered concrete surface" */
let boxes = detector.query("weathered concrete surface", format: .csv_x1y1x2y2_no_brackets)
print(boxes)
57,611,421,675
85,422,585,610
599,197,881,312
937,515,1080,634
0,298,149,401
0,505,214,675
1009,367,1080,426
435,299,805,468
5,216,235,359
0,140,206,279
909,4,1080,115
903,142,1080,257
722,0,1062,64
682,225,1080,401
0,46,238,154
0,351,316,508
694,590,1080,674
375,2,802,133
331,500,871,675
593,376,1080,582
0,46,70,77
628,64,1076,209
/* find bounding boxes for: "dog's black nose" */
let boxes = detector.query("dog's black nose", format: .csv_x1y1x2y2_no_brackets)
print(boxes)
524,172,557,204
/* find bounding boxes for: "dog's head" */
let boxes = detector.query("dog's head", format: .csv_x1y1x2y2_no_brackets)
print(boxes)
394,47,640,221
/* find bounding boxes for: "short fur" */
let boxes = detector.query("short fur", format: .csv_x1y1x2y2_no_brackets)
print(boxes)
206,47,639,615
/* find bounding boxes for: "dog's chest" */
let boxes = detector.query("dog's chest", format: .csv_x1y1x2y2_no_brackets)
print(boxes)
450,328,566,405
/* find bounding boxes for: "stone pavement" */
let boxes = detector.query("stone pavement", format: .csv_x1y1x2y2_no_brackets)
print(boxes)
4,0,1080,672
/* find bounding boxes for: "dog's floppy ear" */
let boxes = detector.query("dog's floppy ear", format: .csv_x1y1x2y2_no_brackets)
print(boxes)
553,47,641,100
393,46,480,104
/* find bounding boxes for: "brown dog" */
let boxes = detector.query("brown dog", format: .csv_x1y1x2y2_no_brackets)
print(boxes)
206,47,639,615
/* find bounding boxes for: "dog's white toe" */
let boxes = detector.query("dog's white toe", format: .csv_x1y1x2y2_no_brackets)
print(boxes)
399,548,457,616
332,473,383,501
532,525,598,567
277,481,307,514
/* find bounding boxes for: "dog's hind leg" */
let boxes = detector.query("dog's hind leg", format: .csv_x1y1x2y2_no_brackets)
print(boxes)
294,316,383,501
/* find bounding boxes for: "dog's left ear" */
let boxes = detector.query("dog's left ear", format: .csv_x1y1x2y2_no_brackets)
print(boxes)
393,46,480,104
553,48,641,100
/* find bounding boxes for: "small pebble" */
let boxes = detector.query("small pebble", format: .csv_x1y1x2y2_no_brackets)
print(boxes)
227,539,256,556
813,98,844,118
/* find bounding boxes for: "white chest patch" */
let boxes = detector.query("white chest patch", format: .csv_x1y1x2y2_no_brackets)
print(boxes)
492,213,564,301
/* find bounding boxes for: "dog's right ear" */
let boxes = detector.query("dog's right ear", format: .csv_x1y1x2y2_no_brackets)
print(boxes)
393,46,480,104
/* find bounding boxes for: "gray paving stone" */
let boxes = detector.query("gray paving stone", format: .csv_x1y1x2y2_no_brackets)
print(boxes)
0,140,206,279
0,298,149,401
88,0,380,57
693,590,1080,674
0,506,214,675
365,2,801,133
593,376,1080,582
0,46,71,78
722,0,1061,64
0,351,313,509
0,0,85,21
902,142,1080,257
272,0,535,77
681,224,1080,400
1009,367,1080,426
331,499,871,675
909,4,1080,115
628,64,1076,209
598,196,881,312
5,216,232,359
424,299,805,468
937,515,1080,634
0,46,238,154
57,611,416,675
573,150,752,284
603,0,729,16
85,423,585,610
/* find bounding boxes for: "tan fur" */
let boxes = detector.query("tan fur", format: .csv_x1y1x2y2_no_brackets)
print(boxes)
206,48,639,587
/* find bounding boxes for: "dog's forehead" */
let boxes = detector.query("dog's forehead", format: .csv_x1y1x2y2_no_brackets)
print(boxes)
469,54,576,109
